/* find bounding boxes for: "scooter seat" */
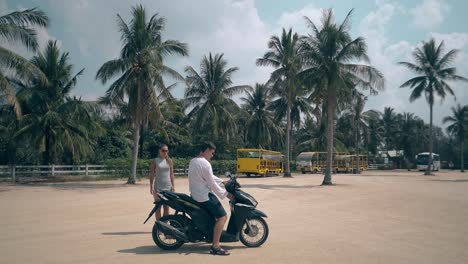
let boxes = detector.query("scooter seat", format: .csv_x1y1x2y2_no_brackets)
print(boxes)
173,192,203,206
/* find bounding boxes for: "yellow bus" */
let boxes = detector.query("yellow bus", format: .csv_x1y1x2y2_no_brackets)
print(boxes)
335,154,368,173
296,152,355,173
350,154,368,171
296,152,327,173
237,148,283,177
334,154,352,173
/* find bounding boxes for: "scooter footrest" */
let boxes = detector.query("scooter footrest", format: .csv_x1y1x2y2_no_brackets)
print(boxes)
220,231,239,243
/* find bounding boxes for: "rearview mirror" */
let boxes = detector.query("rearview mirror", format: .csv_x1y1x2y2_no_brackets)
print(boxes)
225,171,231,178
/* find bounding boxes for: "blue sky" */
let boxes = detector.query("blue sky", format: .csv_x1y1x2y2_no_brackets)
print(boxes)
2,0,468,127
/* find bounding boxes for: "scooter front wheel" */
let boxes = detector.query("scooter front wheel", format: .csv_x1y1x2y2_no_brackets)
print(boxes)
239,217,269,247
152,215,185,250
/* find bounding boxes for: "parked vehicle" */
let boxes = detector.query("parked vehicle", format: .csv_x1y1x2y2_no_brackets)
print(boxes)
237,148,283,177
295,152,326,173
415,152,440,171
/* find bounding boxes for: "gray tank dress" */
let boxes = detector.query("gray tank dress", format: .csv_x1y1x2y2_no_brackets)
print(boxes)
153,157,172,192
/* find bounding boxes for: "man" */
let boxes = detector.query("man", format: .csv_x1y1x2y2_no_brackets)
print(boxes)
188,141,234,256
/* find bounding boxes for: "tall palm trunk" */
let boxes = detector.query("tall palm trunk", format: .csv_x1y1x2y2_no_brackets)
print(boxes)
284,97,292,177
129,82,142,184
138,127,145,158
129,119,141,184
461,137,465,173
44,128,51,165
323,88,336,185
355,118,360,174
425,102,434,175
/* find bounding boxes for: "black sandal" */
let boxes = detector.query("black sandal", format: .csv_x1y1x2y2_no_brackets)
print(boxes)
210,246,230,256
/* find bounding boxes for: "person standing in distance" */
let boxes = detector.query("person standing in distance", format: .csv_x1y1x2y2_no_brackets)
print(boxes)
149,143,175,220
188,141,234,256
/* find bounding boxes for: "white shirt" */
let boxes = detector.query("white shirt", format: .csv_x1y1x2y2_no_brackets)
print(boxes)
188,156,228,202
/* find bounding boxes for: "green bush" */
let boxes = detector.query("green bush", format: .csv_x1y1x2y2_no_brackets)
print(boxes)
211,159,237,175
171,157,191,169
103,157,236,178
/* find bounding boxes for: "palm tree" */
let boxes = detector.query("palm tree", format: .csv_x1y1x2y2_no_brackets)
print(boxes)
268,87,313,133
399,38,468,175
185,53,250,143
257,28,305,177
381,107,398,152
396,112,424,169
14,40,101,164
241,83,282,148
96,5,188,184
267,83,312,159
138,83,182,158
341,94,378,173
301,9,385,185
0,8,48,117
443,104,468,172
364,112,384,155
298,116,346,153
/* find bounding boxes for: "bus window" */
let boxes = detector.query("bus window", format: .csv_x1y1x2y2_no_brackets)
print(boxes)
238,151,260,158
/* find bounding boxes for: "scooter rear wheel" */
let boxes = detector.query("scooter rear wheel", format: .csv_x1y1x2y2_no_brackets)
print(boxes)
239,217,269,247
152,215,185,250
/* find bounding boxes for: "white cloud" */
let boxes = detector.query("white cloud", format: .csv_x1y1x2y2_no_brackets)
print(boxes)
47,0,122,60
360,0,396,49
359,1,414,112
276,4,323,35
430,32,468,51
36,27,60,51
411,0,450,30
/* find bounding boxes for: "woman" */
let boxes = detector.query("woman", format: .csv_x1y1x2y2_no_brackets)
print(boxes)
149,143,175,220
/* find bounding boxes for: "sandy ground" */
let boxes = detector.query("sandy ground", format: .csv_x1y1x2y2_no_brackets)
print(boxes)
1,170,468,264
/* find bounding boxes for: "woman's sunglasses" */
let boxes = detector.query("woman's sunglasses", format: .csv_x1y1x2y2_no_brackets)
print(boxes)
161,149,169,152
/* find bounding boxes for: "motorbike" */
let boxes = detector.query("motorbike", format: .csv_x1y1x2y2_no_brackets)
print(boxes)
143,172,269,250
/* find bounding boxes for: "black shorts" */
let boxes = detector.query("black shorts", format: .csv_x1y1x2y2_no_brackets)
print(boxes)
201,193,227,219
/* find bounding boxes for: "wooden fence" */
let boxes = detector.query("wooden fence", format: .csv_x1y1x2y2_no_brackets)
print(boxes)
0,164,189,182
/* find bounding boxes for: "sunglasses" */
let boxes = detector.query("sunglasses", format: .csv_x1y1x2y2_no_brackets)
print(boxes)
161,149,169,152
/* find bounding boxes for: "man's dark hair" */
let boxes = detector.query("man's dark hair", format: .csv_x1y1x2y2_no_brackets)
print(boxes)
199,141,216,153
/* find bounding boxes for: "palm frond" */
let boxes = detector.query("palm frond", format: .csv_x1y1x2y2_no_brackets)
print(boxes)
0,46,47,84
95,58,130,83
0,24,38,50
62,68,84,95
0,72,21,117
398,61,424,74
0,8,48,51
399,75,426,89
160,39,189,57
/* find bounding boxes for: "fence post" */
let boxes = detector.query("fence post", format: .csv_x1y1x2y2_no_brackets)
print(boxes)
85,164,89,177
11,164,16,183
51,164,55,177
